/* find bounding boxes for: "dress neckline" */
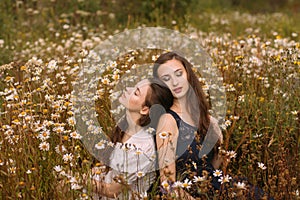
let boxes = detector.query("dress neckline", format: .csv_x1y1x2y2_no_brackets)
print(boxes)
168,110,197,129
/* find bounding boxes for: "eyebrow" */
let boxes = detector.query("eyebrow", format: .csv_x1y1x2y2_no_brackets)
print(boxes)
160,68,183,77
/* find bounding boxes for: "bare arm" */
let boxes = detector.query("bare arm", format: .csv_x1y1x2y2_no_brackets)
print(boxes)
92,180,123,198
156,114,196,200
156,114,178,182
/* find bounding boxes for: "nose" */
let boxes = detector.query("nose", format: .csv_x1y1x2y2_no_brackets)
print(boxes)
171,77,179,86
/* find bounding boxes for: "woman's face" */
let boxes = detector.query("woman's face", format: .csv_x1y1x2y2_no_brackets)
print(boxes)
157,59,189,99
119,79,150,114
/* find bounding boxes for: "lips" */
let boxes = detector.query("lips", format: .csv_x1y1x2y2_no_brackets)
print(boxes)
173,87,182,94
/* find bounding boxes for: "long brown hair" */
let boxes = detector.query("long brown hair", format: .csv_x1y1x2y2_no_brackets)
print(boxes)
153,52,210,137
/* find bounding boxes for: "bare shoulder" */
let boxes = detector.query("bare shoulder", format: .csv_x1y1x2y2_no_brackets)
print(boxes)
159,113,177,124
157,113,177,129
156,113,178,137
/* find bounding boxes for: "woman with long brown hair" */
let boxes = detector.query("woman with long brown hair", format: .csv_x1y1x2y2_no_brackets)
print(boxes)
153,52,223,199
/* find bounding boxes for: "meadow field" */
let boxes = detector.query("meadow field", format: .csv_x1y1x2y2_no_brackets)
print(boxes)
0,0,299,199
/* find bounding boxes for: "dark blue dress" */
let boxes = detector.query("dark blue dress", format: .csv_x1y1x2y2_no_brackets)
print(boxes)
168,110,274,199
167,110,221,196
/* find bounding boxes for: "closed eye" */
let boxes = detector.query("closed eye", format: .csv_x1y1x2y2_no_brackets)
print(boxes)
161,75,170,82
134,87,140,96
175,70,183,77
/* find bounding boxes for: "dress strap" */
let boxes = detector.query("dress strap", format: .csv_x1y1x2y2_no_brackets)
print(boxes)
167,110,181,128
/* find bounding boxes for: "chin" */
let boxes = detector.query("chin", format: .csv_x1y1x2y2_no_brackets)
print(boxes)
174,94,184,99
118,97,126,106
174,91,187,99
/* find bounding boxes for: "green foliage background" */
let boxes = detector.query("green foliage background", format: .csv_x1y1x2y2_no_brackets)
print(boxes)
0,0,299,65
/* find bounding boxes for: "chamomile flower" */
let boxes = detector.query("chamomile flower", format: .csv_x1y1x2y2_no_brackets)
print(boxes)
39,141,50,151
146,127,155,134
136,171,144,178
38,130,50,141
9,166,16,174
71,183,82,190
257,162,267,170
112,74,120,81
181,178,192,189
161,180,170,190
53,126,64,134
213,169,223,177
101,77,110,85
225,120,232,127
193,176,206,182
67,117,76,126
95,140,106,150
238,95,245,102
107,141,114,147
173,181,182,188
220,124,227,130
47,60,58,70
54,165,63,172
218,174,232,184
236,182,246,190
253,133,263,138
12,119,21,125
135,148,143,155
63,153,73,162
192,161,197,169
158,131,169,139
291,110,298,115
227,150,237,159
70,131,82,139
18,111,27,117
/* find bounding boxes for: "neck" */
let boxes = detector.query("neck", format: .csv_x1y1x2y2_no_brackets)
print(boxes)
125,110,143,136
172,96,188,113
172,96,195,125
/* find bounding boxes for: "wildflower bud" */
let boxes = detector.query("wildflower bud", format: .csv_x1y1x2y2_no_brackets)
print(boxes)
19,181,25,187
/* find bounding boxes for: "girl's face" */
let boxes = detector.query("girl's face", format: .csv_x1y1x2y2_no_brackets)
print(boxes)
119,79,150,114
157,59,189,99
